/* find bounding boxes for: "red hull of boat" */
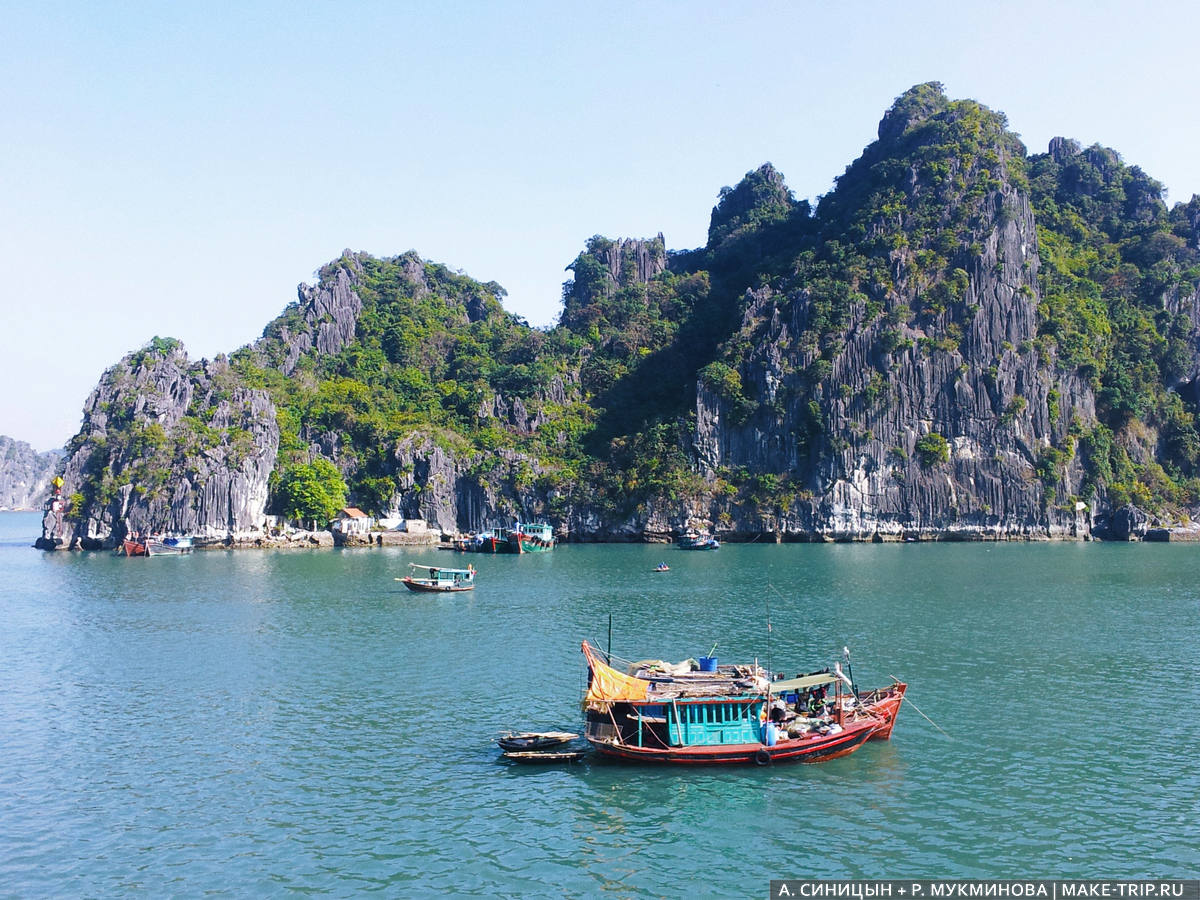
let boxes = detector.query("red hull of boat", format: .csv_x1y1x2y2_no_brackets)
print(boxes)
861,682,907,740
123,539,148,557
588,718,879,765
401,578,474,593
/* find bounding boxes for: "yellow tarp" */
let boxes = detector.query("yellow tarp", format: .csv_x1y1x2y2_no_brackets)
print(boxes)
582,641,649,703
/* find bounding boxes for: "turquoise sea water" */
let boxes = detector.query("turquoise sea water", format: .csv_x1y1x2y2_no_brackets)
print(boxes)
2,511,1198,897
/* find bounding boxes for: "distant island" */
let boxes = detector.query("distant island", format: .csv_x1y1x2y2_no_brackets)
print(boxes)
1,436,61,511
41,82,1200,550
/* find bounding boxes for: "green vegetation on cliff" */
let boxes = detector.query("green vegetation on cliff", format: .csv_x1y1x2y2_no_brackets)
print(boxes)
1029,139,1200,509
64,83,1200,535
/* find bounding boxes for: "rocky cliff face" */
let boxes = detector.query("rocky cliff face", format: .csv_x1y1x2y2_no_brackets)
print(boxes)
687,94,1100,539
52,85,1200,546
690,193,1093,538
258,251,366,376
0,436,61,510
376,432,556,535
54,341,279,548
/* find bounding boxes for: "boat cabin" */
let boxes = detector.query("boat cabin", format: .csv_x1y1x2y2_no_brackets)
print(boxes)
581,642,848,752
515,522,553,542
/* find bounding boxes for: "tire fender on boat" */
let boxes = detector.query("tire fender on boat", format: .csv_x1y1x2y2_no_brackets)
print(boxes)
754,748,772,766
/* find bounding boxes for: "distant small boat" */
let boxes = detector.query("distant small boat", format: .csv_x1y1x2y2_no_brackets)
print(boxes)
497,731,578,752
147,536,193,555
122,538,148,557
453,522,556,554
453,528,512,554
122,535,193,556
511,521,555,553
678,531,719,550
399,563,476,592
503,749,588,763
653,562,670,572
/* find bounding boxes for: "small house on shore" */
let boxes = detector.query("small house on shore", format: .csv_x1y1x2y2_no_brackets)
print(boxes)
332,507,372,536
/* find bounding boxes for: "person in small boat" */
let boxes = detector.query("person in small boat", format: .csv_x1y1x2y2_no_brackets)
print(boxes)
808,684,828,716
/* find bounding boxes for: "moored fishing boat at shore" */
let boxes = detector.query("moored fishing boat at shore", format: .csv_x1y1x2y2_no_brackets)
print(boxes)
579,641,904,765
453,522,556,554
147,536,193,555
677,531,719,550
121,534,194,556
511,521,555,553
121,537,148,557
453,528,514,554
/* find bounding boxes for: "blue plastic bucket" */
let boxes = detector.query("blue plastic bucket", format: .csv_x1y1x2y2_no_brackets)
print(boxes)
762,722,778,746
698,656,717,672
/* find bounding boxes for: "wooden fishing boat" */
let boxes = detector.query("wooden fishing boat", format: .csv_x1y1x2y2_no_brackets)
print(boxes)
454,522,556,554
503,749,588,763
122,538,148,557
511,521,555,553
453,528,516,554
580,641,901,765
497,731,578,752
146,536,194,555
122,535,195,557
677,531,719,550
399,563,476,592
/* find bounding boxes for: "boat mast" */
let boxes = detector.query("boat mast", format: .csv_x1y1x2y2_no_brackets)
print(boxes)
607,613,612,666
765,589,772,710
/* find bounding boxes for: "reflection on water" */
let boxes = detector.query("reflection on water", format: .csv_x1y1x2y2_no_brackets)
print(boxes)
1,512,1198,892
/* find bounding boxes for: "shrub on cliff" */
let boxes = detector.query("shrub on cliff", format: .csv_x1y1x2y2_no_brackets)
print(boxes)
915,433,950,468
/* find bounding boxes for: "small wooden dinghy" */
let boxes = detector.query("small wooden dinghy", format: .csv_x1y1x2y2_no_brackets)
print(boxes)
503,749,588,763
497,731,578,752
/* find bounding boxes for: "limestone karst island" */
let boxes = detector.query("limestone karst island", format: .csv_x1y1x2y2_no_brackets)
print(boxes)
31,84,1200,550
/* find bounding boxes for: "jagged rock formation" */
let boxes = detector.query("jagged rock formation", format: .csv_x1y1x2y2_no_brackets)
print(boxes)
53,340,279,548
269,254,364,376
691,95,1090,538
0,436,61,510
51,84,1200,546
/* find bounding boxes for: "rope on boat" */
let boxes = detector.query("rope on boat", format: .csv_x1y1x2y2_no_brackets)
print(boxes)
888,675,951,740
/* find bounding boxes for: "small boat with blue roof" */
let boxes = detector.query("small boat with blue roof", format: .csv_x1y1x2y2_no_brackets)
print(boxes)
677,530,719,550
399,563,476,592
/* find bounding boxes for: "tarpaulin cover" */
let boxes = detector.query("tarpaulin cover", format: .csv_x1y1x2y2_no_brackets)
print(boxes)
582,641,649,703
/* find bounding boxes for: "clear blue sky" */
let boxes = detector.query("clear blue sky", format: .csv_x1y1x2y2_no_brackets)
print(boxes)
4,0,1198,451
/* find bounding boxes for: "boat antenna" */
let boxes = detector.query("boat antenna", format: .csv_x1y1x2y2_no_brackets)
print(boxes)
843,646,859,695
765,585,773,699
607,613,613,666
